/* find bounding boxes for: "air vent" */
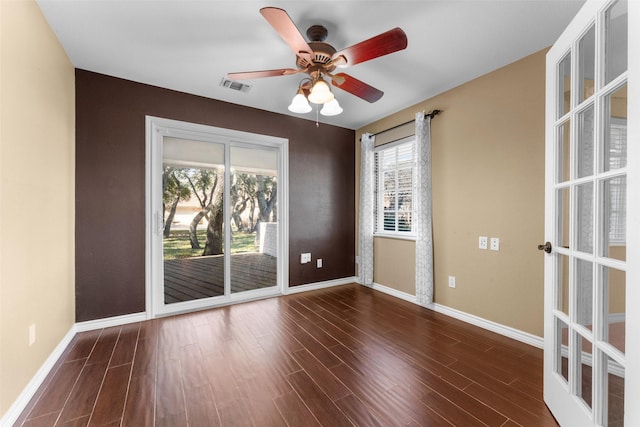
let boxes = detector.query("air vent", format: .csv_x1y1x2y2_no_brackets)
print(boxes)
220,78,251,93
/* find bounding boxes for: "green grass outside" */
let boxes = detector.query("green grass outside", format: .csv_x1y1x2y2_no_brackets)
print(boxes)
163,229,258,260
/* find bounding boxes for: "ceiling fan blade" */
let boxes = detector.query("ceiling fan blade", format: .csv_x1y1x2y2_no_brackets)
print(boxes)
227,69,300,80
330,73,384,103
332,27,408,67
260,7,313,60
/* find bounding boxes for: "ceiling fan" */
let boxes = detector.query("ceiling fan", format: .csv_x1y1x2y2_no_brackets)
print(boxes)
227,7,408,115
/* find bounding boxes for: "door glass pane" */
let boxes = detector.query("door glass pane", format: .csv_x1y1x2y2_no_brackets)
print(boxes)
229,146,278,294
576,182,594,253
577,334,593,409
578,25,595,103
557,120,571,182
556,317,570,383
162,138,225,304
604,85,627,172
557,254,570,315
606,354,625,426
602,176,626,261
577,105,595,178
605,0,628,85
603,266,625,354
558,52,572,118
557,188,570,248
576,259,593,328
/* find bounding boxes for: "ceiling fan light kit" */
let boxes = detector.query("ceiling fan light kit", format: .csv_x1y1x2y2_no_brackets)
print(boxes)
320,98,343,116
288,88,312,113
228,7,408,118
307,78,334,104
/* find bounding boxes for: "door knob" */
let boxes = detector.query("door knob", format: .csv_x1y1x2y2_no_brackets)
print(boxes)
537,242,552,253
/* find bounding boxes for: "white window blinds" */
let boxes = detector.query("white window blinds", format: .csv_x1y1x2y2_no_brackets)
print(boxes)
374,138,416,235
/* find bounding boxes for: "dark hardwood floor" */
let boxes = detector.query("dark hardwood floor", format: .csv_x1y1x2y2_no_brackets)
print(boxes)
15,284,559,426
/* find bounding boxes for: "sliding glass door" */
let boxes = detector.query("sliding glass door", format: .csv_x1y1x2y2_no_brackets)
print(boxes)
147,117,287,317
162,137,227,304
229,146,279,294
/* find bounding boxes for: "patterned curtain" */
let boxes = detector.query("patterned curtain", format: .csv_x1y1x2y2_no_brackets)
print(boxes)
358,133,375,285
415,113,434,305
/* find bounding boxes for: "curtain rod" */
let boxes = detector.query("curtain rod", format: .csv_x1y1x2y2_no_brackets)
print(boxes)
368,109,441,137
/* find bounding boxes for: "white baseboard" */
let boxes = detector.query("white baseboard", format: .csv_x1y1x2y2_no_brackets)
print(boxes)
361,281,544,349
75,312,148,332
363,281,418,305
609,312,625,324
428,303,544,349
285,276,357,295
1,325,76,427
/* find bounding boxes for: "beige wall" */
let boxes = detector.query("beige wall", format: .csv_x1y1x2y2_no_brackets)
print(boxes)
1,0,75,417
356,49,547,336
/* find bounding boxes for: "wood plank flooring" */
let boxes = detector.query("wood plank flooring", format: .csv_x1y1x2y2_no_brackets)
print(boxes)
164,253,277,303
15,284,560,427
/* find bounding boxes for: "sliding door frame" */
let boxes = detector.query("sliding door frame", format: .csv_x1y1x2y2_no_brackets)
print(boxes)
145,116,289,318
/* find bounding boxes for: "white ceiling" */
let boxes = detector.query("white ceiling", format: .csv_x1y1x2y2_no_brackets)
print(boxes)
36,0,585,130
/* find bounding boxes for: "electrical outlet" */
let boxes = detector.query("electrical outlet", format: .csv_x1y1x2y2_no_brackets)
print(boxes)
448,276,456,288
317,259,323,268
479,236,488,250
490,237,500,251
300,253,311,264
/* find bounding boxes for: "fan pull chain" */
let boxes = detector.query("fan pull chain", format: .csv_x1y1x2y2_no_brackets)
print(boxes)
316,104,319,127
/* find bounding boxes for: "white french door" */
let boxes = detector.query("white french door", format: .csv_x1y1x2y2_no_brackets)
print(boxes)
543,0,638,425
146,116,289,317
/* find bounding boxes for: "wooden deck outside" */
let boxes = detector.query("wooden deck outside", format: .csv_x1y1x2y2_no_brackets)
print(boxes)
163,252,277,303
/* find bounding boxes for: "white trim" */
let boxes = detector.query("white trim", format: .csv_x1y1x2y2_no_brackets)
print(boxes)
278,140,290,297
284,277,357,295
360,281,544,349
428,303,544,349
75,312,148,333
152,287,284,319
609,312,625,324
364,281,418,304
373,232,417,241
144,116,154,319
0,326,76,427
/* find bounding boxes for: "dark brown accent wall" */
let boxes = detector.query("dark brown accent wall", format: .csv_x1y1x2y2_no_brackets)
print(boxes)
75,69,355,322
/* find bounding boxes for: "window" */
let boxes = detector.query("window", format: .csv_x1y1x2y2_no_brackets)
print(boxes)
374,137,416,236
607,118,626,245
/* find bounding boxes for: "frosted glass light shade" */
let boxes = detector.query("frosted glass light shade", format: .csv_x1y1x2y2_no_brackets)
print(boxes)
307,79,334,104
320,98,343,116
288,92,312,113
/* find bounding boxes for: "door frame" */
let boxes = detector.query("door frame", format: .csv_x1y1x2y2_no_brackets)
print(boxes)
144,116,289,318
544,0,639,424
626,0,639,423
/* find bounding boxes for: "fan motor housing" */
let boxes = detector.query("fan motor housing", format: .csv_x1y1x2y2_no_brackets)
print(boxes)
296,25,337,71
297,42,337,70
